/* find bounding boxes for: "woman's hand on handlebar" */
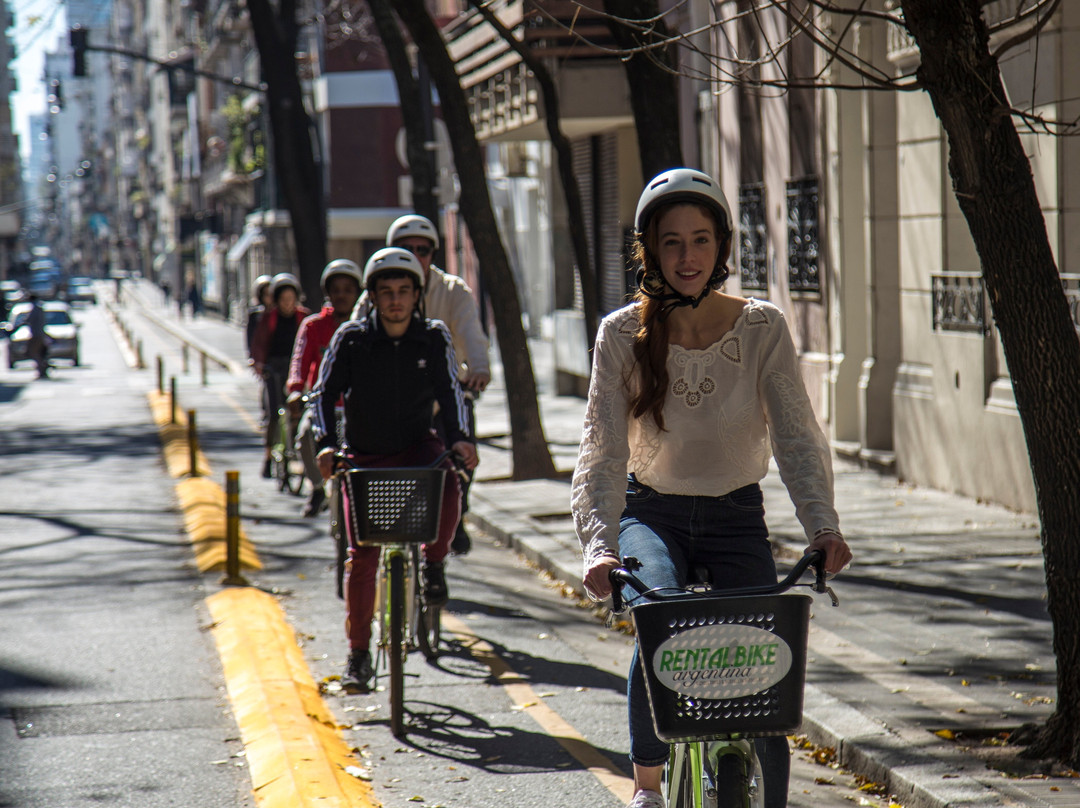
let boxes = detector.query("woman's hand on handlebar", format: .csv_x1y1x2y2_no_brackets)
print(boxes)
451,440,479,471
807,531,852,575
584,555,622,601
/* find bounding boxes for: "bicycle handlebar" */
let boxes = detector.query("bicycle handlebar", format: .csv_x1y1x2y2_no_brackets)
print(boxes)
609,549,837,613
331,448,469,481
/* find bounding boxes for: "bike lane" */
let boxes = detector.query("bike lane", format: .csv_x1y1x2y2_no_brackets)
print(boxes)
0,298,253,807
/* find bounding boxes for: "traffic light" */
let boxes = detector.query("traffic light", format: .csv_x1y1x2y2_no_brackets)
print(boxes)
70,26,88,77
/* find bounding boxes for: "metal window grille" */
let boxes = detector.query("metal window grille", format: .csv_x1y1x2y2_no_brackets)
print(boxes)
932,274,988,334
738,184,767,292
786,177,820,294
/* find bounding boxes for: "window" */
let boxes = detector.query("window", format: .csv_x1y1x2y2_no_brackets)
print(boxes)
738,184,767,292
786,177,820,294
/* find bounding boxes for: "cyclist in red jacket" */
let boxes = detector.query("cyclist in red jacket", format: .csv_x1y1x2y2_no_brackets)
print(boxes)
286,259,363,516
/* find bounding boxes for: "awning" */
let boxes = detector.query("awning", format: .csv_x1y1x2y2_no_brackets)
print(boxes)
227,227,263,263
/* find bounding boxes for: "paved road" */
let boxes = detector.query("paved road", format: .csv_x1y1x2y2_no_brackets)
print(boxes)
0,299,252,808
4,281,1075,808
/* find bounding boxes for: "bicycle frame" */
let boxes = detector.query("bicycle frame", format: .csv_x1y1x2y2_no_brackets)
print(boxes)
612,551,837,808
330,450,458,737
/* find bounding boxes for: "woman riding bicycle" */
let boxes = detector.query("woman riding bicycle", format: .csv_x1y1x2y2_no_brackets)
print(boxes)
570,168,852,808
251,272,311,478
310,247,478,691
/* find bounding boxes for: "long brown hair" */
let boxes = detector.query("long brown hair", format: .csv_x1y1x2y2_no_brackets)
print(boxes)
626,202,728,430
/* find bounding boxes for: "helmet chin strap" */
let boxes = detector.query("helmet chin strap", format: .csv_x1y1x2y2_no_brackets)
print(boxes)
637,265,729,319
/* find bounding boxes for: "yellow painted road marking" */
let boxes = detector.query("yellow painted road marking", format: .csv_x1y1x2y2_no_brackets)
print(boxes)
147,391,260,572
441,612,635,804
208,588,376,808
219,388,263,434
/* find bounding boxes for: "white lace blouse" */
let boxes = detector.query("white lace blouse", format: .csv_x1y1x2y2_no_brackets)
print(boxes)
571,299,841,573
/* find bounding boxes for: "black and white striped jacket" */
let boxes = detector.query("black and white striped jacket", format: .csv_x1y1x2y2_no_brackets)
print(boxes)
310,310,471,456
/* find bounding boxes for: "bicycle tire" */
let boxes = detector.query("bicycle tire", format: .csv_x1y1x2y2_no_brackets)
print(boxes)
273,410,304,495
388,552,406,738
411,545,442,660
711,747,749,808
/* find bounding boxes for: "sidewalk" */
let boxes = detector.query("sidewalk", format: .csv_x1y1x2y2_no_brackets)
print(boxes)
123,279,1075,808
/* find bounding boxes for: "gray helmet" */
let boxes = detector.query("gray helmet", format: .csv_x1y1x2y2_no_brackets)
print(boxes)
251,274,272,299
386,214,439,250
320,259,362,293
270,272,302,300
634,168,732,236
362,248,425,291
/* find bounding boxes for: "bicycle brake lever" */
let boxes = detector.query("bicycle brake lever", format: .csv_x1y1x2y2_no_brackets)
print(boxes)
819,582,839,607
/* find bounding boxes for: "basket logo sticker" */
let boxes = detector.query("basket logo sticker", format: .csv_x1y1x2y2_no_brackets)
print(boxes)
651,624,793,699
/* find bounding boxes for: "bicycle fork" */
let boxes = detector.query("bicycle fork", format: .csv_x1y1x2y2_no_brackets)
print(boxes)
705,739,764,808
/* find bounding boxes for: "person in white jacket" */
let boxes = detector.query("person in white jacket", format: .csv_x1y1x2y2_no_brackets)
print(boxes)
354,214,490,554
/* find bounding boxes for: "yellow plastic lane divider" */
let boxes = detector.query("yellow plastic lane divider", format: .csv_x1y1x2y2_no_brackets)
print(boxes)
147,390,260,572
208,588,376,808
441,612,635,804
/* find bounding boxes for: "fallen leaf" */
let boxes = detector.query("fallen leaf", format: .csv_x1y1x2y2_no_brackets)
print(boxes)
345,766,372,781
934,729,956,740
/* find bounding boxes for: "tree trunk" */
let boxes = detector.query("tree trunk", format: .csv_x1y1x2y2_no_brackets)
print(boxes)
900,0,1080,768
247,0,327,306
601,0,683,179
366,0,440,231
470,0,600,354
393,0,558,481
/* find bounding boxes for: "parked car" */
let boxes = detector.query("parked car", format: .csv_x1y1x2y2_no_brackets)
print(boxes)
65,277,97,305
6,301,81,368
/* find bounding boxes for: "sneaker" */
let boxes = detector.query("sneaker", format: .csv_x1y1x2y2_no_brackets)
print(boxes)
261,457,272,479
302,486,326,518
343,648,373,693
625,790,665,808
422,561,449,606
450,524,471,556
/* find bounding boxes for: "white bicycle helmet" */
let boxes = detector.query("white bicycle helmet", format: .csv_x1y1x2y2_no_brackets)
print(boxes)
320,259,363,292
363,248,425,291
634,169,732,312
634,168,732,236
386,214,440,250
251,274,273,299
270,272,302,299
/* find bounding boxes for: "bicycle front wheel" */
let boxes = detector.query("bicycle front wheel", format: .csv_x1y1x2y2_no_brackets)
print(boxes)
388,551,406,738
711,746,750,808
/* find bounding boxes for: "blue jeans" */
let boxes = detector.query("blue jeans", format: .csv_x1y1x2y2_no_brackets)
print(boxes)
618,476,790,808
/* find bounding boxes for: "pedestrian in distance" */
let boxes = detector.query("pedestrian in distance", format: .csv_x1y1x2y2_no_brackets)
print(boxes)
355,213,490,556
25,293,50,379
571,168,853,808
286,260,363,517
313,247,478,692
251,273,311,479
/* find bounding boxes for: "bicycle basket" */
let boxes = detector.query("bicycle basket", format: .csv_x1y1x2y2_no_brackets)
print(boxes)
340,467,446,544
630,593,810,742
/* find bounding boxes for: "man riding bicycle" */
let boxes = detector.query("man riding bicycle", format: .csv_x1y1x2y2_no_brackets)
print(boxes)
355,214,490,555
311,247,478,691
286,259,363,517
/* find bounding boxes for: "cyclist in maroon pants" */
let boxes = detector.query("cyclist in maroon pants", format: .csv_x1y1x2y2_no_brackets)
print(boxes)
311,247,478,691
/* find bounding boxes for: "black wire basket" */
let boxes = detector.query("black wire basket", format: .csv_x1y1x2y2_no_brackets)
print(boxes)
630,592,811,742
339,467,446,545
